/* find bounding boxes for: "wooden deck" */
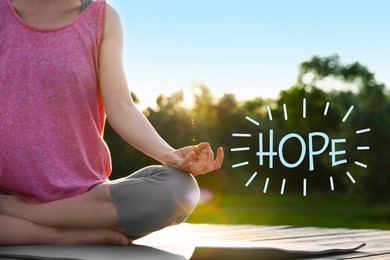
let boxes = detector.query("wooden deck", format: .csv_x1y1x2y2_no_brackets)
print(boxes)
137,223,390,259
1,223,389,259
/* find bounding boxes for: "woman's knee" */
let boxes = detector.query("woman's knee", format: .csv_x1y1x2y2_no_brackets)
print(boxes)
109,166,200,238
162,166,200,223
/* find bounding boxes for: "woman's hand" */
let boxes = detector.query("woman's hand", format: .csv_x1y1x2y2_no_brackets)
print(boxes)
163,142,224,176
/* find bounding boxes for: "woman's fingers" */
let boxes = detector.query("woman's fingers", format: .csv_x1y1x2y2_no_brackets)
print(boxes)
195,146,224,175
204,146,215,172
194,142,210,155
213,147,224,170
180,151,198,167
196,149,208,174
178,144,224,176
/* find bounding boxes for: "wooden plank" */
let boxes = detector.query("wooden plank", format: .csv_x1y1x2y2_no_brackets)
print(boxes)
184,225,369,240
198,224,382,239
181,224,389,249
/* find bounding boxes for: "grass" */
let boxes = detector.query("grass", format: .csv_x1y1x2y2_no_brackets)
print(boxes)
187,192,390,230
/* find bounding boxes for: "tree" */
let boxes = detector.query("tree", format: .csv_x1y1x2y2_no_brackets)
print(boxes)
297,55,390,202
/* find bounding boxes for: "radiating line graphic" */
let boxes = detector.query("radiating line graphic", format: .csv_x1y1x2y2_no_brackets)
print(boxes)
342,105,354,122
245,172,258,187
231,147,250,152
245,116,260,126
283,104,288,120
232,161,249,168
357,146,370,151
330,176,334,191
303,98,306,118
232,133,251,137
303,179,307,197
280,179,286,195
356,128,371,134
346,172,356,184
263,178,269,193
324,102,330,116
355,161,367,168
267,106,273,121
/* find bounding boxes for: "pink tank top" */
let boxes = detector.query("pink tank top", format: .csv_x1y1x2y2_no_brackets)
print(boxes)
0,0,111,203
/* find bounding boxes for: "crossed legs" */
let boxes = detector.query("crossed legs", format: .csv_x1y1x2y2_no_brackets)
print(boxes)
0,166,200,245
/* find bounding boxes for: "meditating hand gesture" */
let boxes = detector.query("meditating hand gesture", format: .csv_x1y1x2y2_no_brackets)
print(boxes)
164,142,224,176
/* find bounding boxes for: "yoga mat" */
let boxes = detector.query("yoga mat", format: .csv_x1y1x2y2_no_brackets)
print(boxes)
0,242,366,259
0,245,186,260
191,241,366,259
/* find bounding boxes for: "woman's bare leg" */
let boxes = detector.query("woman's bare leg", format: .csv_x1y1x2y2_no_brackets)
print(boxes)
1,184,120,230
0,215,130,246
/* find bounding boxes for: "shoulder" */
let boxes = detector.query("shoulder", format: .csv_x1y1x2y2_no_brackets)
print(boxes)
103,3,123,41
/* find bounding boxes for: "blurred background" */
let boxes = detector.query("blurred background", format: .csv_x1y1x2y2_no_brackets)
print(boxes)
106,0,390,230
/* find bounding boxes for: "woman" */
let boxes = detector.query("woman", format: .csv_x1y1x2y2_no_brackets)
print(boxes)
0,0,224,246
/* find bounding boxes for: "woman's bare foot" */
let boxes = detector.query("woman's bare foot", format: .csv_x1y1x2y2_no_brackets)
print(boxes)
0,214,131,246
57,228,131,246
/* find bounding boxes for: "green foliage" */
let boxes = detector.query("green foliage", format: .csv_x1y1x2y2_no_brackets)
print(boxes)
104,55,390,204
298,55,390,203
188,193,390,230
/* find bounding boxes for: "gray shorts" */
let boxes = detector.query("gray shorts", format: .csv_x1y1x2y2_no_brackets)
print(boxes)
108,165,200,239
